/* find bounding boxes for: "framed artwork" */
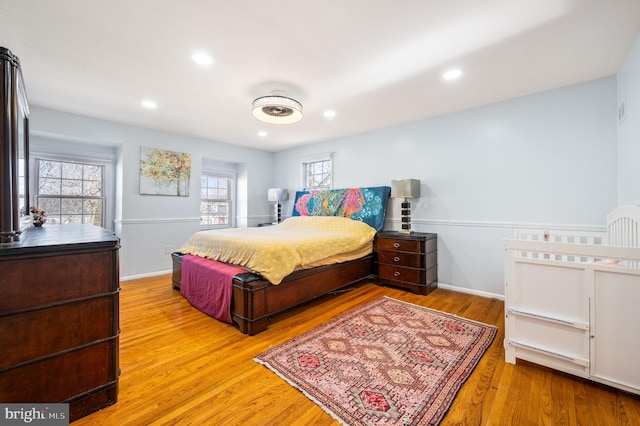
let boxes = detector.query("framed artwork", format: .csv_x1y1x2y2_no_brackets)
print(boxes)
139,147,191,196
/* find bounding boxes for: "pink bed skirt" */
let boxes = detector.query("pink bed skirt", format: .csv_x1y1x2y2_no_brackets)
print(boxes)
180,254,246,324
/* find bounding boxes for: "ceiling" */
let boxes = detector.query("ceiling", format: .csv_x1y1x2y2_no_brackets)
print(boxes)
1,1,639,152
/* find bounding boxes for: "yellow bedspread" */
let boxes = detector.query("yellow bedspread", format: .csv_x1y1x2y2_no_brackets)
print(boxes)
178,216,376,284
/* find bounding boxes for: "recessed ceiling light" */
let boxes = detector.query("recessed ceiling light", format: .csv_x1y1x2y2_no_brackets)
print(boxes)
141,100,157,109
192,52,213,66
443,69,462,80
257,131,267,137
323,110,336,118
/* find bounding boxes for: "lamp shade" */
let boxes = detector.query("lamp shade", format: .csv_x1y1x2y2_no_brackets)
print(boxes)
267,188,289,202
391,179,420,199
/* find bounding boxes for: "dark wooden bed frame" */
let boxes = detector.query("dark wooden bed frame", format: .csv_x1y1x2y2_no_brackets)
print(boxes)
171,252,374,335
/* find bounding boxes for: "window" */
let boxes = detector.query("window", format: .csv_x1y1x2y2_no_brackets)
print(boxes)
18,157,26,218
35,158,105,226
201,173,233,228
301,153,333,190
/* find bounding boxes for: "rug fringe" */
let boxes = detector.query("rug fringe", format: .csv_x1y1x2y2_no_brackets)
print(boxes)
253,358,350,426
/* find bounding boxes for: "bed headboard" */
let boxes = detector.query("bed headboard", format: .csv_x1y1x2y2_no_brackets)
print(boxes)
607,205,640,247
291,186,391,231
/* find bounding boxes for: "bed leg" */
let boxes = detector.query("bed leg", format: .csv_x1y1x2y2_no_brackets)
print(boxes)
233,314,269,336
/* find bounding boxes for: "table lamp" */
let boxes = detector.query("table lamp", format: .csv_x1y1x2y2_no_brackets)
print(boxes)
267,188,289,224
391,179,420,234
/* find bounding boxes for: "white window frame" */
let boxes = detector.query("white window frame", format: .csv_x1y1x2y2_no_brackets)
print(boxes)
300,152,333,190
33,156,109,228
200,170,235,230
29,149,116,231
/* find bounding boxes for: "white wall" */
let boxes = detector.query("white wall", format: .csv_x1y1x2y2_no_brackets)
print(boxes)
275,77,619,297
618,34,640,205
25,66,631,293
28,107,275,278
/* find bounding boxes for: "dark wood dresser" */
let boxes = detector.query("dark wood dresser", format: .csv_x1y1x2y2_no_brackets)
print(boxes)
375,231,438,295
0,224,120,421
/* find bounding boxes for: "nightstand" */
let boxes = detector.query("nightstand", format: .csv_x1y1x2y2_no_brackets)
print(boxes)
375,231,438,295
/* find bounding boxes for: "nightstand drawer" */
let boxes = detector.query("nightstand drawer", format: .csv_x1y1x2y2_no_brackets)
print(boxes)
377,238,421,253
378,264,424,284
377,250,423,269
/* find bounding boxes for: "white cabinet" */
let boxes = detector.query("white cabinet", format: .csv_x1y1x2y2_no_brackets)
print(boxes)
504,238,640,395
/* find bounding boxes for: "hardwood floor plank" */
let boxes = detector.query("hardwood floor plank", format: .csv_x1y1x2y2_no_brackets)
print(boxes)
486,363,513,424
526,362,544,425
70,276,640,425
537,367,553,426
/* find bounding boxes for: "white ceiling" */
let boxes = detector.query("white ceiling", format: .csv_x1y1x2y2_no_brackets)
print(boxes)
1,1,639,152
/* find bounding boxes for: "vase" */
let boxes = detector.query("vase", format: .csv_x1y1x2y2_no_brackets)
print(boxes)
33,222,43,227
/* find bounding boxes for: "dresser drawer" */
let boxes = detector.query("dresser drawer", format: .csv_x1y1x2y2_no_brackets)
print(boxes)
378,264,424,285
377,250,423,269
377,238,421,253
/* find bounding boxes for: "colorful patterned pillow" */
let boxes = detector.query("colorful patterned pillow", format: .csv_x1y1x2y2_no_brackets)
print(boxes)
293,190,346,216
292,186,390,231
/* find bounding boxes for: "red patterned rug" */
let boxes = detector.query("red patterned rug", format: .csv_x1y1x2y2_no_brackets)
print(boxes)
255,297,497,425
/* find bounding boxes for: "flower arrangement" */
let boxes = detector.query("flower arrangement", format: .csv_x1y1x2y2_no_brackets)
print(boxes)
30,205,47,226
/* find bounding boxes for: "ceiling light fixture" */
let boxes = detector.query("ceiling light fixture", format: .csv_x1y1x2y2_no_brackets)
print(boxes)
252,95,303,125
257,131,268,137
323,110,336,118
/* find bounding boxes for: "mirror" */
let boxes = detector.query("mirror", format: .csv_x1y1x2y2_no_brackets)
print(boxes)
16,69,29,229
0,46,30,242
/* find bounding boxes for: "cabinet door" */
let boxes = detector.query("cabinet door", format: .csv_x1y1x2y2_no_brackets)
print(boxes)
591,271,640,393
504,261,590,376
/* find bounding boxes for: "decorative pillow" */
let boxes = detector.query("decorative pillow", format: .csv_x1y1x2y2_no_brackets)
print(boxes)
292,186,390,231
341,187,390,231
293,190,346,216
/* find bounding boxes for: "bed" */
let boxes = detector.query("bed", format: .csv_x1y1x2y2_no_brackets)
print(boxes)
172,186,391,335
504,205,640,394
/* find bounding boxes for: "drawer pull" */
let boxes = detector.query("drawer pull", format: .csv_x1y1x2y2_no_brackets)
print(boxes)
393,256,400,262
393,242,400,248
394,271,401,277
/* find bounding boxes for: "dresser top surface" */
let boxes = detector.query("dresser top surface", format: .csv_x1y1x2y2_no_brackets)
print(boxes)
0,224,119,255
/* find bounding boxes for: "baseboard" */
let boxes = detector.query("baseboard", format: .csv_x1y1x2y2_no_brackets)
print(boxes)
437,282,504,301
120,269,172,281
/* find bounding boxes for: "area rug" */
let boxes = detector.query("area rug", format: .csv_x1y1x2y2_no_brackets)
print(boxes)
254,297,497,425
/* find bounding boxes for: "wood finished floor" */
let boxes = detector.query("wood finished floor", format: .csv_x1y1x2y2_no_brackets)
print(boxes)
73,275,640,425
